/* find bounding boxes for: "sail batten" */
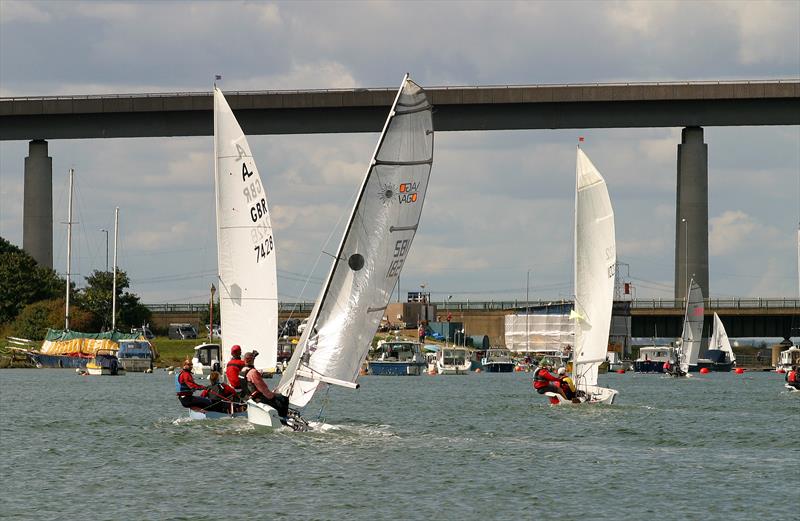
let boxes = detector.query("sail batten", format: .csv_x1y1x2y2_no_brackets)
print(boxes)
213,88,278,373
572,148,616,392
277,75,434,407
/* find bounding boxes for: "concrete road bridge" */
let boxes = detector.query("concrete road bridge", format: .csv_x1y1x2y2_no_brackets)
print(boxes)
146,297,800,347
3,79,799,300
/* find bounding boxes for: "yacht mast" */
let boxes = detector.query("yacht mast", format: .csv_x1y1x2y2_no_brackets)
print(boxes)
64,169,74,330
111,207,119,331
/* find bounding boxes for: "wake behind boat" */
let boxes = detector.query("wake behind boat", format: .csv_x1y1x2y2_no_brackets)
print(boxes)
544,146,618,405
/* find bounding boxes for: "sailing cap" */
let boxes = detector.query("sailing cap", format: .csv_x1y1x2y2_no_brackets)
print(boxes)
540,358,553,367
557,367,566,376
231,345,242,355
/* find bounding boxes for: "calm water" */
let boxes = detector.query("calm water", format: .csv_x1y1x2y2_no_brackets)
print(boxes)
0,369,796,521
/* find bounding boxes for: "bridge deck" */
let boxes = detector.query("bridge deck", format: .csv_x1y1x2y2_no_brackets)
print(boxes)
2,80,798,140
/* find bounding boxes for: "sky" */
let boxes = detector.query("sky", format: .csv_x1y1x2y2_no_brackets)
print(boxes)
1,0,799,305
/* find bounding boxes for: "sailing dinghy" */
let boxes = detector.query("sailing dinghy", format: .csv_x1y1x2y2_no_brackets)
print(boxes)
698,312,735,371
188,86,279,420
666,279,704,377
546,147,618,405
248,74,434,427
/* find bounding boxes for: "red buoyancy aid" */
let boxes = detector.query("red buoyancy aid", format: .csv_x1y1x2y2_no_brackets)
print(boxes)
533,368,557,389
226,358,246,389
788,370,797,383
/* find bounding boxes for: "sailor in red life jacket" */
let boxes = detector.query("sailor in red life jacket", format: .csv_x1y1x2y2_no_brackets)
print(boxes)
226,345,246,398
201,370,238,413
786,366,799,389
175,359,213,410
244,351,289,417
532,360,566,398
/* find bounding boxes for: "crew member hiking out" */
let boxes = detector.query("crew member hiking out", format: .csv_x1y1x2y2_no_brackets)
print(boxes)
175,359,213,410
532,359,566,401
244,351,289,417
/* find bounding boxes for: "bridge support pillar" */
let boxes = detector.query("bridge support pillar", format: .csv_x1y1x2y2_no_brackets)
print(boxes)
674,127,709,300
23,139,53,268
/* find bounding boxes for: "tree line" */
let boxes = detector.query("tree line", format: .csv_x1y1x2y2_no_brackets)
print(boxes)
0,237,151,340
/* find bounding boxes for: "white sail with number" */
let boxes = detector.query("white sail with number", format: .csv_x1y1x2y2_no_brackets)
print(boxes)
277,75,434,407
572,148,616,393
214,87,278,373
679,279,704,373
709,312,735,363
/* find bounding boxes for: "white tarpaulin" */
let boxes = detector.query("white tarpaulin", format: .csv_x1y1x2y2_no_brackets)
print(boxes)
504,314,574,352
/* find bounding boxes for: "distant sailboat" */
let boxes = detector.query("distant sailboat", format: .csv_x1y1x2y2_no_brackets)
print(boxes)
668,278,704,377
546,146,618,405
187,86,279,420
252,74,434,427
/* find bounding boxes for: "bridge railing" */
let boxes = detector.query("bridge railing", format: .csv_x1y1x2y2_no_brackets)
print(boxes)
4,79,798,103
629,298,800,309
145,298,799,314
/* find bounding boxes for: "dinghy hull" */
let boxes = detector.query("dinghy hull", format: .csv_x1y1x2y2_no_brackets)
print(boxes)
246,399,283,427
545,385,618,405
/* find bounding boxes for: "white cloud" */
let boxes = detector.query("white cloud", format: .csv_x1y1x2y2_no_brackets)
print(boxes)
0,1,52,23
733,0,800,65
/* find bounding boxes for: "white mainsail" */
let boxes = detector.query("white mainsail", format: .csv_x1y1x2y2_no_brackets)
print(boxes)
213,87,278,373
709,312,735,362
277,75,434,407
679,279,704,373
572,148,616,391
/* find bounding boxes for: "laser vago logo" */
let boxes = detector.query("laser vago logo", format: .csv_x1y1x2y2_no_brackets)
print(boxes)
398,182,418,204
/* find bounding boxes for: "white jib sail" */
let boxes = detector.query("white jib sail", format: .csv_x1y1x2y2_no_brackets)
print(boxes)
277,75,434,407
679,279,704,373
710,312,735,362
214,87,278,373
572,148,616,390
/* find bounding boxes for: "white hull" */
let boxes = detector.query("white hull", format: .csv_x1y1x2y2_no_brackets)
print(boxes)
436,361,471,375
546,385,618,405
86,366,125,376
189,409,247,420
246,399,283,427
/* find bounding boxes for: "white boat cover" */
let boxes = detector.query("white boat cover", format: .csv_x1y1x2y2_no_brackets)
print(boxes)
213,88,278,372
572,148,616,390
277,75,434,407
709,312,735,362
679,279,704,373
504,314,574,352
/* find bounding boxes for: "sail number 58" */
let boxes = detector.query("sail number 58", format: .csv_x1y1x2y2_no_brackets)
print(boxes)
386,239,409,278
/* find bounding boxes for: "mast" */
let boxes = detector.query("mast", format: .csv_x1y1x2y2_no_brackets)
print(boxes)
111,207,119,331
64,169,74,331
571,146,579,381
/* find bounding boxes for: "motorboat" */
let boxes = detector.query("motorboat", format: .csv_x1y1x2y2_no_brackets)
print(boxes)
191,343,221,377
436,347,471,375
368,340,428,376
86,350,125,376
633,346,674,372
116,338,155,372
481,348,516,373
